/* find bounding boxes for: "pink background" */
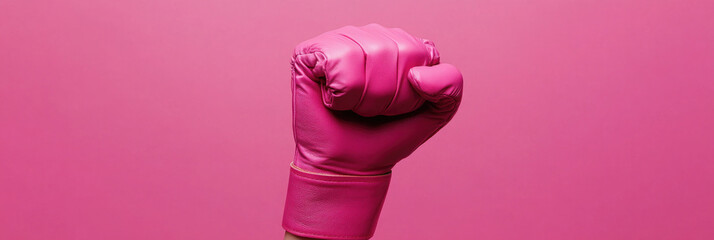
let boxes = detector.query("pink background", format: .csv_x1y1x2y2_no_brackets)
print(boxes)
2,0,713,239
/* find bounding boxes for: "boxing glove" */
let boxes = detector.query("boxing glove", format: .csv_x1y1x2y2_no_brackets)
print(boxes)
283,24,463,239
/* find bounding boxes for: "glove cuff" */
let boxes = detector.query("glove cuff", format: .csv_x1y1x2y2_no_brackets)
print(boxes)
283,162,391,240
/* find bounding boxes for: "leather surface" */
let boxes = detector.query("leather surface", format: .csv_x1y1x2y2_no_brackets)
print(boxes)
291,24,463,176
283,163,390,240
284,24,463,239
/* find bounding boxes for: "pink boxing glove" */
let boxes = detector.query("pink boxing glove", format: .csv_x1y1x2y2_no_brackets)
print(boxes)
283,24,463,239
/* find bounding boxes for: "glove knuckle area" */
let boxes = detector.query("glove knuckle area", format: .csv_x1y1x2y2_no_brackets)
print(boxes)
360,25,432,116
333,26,401,117
293,31,370,111
296,24,445,116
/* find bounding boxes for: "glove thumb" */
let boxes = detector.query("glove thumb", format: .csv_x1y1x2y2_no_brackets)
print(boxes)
407,64,463,116
377,63,463,159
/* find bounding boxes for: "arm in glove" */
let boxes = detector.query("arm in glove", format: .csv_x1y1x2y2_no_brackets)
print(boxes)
283,24,463,240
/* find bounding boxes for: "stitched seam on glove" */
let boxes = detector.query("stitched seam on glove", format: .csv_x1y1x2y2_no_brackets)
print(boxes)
291,162,391,180
284,227,373,240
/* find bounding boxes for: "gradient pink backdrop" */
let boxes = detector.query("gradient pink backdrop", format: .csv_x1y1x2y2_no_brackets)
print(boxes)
2,0,713,239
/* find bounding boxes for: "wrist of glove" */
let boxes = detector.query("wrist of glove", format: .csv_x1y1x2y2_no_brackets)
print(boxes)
283,162,391,240
283,24,463,239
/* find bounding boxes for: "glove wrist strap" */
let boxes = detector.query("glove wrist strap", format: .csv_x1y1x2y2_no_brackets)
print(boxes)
283,162,391,240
